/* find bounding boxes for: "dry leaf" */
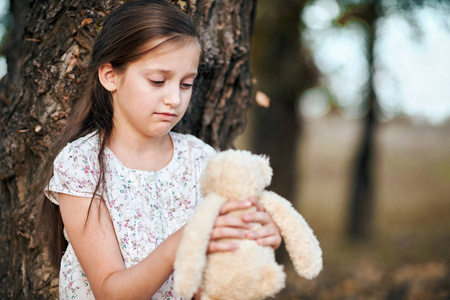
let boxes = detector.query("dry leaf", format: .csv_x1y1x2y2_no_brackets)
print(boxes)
177,0,187,11
81,18,93,28
256,91,270,107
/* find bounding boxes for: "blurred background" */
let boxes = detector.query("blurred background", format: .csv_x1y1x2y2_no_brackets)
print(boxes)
236,0,450,298
1,0,449,298
0,0,10,77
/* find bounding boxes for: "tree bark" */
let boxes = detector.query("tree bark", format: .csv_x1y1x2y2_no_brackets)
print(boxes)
0,0,256,297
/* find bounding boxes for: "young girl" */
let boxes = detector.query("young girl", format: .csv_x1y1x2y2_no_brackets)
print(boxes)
38,1,281,299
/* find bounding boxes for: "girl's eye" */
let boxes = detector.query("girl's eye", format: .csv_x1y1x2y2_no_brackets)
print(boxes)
150,80,165,86
181,83,193,90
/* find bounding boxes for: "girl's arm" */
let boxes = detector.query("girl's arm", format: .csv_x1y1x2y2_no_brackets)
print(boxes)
59,193,182,300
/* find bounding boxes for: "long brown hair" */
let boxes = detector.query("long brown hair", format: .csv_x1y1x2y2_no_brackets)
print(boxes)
37,0,200,269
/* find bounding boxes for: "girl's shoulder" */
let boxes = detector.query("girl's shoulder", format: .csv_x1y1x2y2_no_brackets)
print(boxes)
55,131,100,164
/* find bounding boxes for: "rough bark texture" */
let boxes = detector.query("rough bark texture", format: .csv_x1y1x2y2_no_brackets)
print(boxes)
0,0,255,297
177,0,255,149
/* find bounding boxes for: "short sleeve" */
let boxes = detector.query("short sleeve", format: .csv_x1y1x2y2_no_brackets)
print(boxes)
45,143,100,205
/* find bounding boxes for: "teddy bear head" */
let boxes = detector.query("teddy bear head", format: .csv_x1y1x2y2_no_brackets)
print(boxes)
200,150,273,200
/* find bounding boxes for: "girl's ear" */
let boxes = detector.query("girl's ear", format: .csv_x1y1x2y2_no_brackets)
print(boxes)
257,155,273,187
98,63,119,92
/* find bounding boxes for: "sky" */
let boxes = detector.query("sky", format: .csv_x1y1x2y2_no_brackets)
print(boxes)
300,0,450,125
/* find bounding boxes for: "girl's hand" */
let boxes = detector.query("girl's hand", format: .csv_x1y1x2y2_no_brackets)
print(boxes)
243,198,282,250
207,200,253,253
207,198,282,253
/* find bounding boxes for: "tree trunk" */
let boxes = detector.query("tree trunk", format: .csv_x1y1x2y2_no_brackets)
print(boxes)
347,1,378,240
250,0,319,262
0,0,256,297
251,0,319,206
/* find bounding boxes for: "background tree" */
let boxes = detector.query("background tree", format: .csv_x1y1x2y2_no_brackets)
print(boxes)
337,0,380,240
251,0,319,204
342,0,440,240
249,0,319,264
0,0,256,297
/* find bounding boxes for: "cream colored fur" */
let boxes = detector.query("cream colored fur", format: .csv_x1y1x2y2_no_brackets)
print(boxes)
174,150,322,300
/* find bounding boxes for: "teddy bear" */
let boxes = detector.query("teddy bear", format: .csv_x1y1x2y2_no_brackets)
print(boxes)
174,149,322,300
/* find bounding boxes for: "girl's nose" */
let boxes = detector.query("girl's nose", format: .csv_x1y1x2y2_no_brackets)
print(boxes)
162,84,181,107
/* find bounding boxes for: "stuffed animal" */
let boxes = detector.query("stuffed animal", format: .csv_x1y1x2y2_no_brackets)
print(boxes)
174,150,322,300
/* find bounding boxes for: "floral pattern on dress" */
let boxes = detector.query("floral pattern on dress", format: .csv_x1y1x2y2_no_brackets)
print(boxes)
45,131,216,299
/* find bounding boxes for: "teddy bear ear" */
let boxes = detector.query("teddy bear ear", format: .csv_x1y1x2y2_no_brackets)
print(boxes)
200,155,222,193
257,155,273,186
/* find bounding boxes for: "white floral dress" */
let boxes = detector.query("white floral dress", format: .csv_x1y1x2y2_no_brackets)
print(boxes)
45,131,216,299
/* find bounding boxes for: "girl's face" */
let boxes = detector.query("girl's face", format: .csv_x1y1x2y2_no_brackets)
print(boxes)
110,40,200,140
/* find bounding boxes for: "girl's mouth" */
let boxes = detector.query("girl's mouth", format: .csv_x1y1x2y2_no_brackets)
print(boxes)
155,112,177,121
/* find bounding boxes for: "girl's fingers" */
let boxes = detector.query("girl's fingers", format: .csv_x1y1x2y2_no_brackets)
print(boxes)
210,226,245,240
207,199,275,253
247,226,282,249
256,236,282,249
244,223,278,240
215,214,252,229
207,241,239,253
219,200,252,215
251,197,265,212
242,211,282,249
242,211,271,225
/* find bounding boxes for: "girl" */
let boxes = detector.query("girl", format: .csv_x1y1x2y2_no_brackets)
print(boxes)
38,1,281,299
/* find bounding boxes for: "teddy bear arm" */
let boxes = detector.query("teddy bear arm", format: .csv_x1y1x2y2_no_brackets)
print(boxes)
259,191,323,280
174,193,226,298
